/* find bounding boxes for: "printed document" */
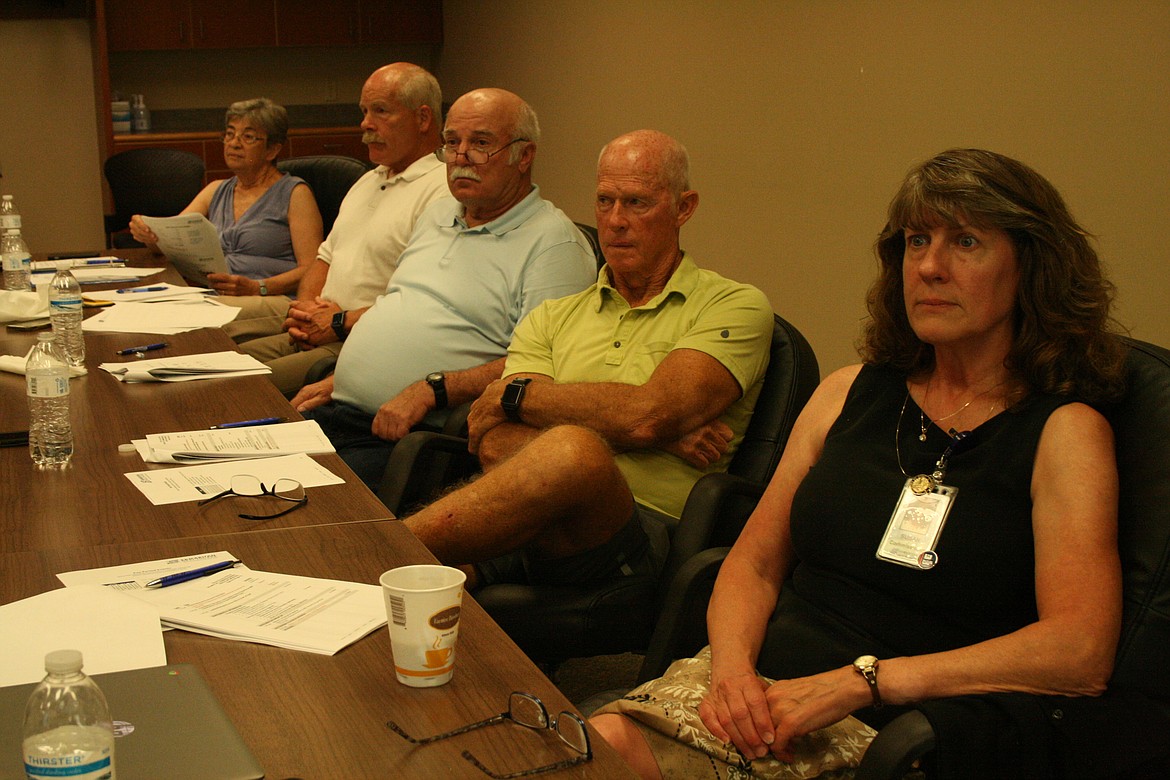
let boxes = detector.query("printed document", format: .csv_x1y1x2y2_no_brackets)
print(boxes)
57,551,385,655
134,420,334,463
140,213,228,282
124,452,344,505
83,298,240,334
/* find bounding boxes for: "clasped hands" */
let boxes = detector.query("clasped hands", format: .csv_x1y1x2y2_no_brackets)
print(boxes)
283,296,341,349
699,666,868,763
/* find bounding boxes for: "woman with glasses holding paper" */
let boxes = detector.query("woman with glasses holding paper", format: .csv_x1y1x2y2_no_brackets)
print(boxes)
129,97,322,303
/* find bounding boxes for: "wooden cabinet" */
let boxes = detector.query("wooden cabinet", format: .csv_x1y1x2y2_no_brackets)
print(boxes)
106,0,277,51
287,133,367,159
107,0,440,50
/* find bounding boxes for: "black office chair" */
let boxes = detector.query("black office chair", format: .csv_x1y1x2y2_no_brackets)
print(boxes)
276,155,371,238
379,313,821,667
103,148,206,248
637,337,1170,779
573,222,605,269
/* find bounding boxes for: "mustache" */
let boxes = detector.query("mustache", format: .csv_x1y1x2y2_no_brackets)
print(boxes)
448,166,482,182
361,132,381,144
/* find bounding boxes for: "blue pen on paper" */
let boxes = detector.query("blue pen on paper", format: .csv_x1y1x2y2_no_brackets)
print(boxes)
209,416,287,429
116,342,168,356
145,560,241,589
116,286,167,294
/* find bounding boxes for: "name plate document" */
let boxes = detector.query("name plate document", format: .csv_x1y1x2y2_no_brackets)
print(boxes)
133,420,334,463
140,213,229,281
101,350,270,383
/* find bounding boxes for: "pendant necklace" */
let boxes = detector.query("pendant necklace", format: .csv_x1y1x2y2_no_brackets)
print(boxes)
918,377,1008,442
897,393,970,494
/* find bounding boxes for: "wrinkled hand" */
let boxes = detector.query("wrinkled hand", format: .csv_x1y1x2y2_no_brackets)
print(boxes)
207,273,259,297
286,297,341,348
467,377,511,453
291,376,334,413
760,667,867,761
372,383,432,441
699,671,775,761
127,214,159,247
664,419,734,468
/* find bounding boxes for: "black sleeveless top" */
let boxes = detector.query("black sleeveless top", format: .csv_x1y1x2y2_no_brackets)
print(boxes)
757,364,1071,682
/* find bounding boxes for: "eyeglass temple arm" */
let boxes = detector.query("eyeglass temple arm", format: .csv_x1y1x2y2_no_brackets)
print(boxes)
387,711,510,745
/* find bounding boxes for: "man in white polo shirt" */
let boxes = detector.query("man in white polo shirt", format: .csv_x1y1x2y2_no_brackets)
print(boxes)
230,62,451,395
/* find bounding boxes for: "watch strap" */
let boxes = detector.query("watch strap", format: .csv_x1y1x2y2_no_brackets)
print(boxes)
501,377,532,423
258,281,269,296
426,372,448,410
331,310,348,341
853,656,883,709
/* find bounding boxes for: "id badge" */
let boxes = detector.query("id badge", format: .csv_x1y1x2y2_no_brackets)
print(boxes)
876,479,957,569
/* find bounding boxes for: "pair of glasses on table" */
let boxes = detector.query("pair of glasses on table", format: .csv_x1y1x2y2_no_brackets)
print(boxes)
197,475,307,520
386,691,592,778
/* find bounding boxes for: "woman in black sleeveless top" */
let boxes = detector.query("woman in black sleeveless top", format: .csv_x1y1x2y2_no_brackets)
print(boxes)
593,149,1130,778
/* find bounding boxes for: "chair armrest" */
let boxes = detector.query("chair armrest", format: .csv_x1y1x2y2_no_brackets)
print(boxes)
377,431,478,515
667,474,764,575
638,546,731,683
303,354,338,385
854,710,935,780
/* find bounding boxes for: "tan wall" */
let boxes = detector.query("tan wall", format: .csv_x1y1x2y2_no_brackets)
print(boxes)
0,19,106,252
438,0,1170,373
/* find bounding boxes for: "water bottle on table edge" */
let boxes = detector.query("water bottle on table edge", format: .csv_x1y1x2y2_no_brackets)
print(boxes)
26,332,73,468
2,227,32,292
23,650,115,780
49,260,86,367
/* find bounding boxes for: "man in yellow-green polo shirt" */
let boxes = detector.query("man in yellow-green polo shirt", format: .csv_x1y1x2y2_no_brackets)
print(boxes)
404,129,774,588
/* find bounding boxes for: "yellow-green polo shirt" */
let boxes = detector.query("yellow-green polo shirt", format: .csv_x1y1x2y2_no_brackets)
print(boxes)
505,254,773,517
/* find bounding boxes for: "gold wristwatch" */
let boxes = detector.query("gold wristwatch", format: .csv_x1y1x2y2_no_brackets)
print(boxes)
852,655,883,709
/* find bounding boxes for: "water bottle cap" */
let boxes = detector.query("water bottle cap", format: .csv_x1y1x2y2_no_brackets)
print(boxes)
44,649,84,674
1,195,12,201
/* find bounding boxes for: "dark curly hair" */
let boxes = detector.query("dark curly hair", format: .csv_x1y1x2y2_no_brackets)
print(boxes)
861,148,1126,402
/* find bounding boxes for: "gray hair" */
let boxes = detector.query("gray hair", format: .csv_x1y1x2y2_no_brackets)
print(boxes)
508,99,541,164
392,65,442,121
225,97,288,147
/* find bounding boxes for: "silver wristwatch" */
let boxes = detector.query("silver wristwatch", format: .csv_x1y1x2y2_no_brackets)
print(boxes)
852,655,883,709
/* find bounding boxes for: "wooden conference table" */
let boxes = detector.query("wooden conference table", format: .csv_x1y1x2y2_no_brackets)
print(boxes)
0,254,635,779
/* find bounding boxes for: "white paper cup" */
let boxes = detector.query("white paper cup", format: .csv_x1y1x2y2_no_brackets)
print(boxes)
380,565,466,687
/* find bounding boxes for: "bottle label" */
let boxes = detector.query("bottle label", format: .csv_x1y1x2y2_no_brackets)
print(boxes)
27,374,69,398
1,214,21,230
50,297,83,312
2,251,24,271
24,752,112,779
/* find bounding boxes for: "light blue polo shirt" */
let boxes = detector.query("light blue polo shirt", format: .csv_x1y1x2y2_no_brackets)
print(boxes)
332,186,596,415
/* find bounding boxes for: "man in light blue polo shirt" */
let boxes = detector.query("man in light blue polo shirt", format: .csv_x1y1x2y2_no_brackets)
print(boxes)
291,88,596,488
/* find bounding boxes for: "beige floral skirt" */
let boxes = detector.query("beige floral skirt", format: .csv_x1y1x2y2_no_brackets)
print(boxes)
594,647,875,779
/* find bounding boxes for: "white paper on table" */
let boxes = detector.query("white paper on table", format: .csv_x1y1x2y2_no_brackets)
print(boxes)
32,267,158,286
132,420,333,463
140,214,228,281
84,282,211,304
31,257,125,271
0,345,87,377
82,298,239,334
100,350,269,383
56,550,241,590
123,452,344,505
0,585,167,686
129,567,386,655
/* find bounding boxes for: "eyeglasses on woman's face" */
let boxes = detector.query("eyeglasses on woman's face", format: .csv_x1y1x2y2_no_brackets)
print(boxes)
222,128,267,146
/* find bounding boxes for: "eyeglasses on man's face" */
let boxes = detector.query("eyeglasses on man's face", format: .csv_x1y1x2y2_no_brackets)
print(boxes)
434,137,528,166
222,128,267,146
197,475,307,520
386,691,592,778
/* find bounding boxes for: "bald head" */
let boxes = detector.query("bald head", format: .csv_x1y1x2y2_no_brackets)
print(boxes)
447,88,541,161
598,130,691,202
359,62,441,173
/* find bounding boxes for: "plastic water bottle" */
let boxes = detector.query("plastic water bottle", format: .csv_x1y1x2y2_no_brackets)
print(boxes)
22,650,115,780
26,332,73,468
49,261,86,367
2,227,32,291
0,194,21,230
131,94,151,133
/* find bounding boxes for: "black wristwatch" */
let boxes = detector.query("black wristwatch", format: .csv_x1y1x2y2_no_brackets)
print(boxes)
500,377,532,423
425,371,448,410
853,655,883,709
331,310,348,341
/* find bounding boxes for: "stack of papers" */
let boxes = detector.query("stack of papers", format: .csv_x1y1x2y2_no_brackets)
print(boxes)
100,350,269,382
131,420,334,463
56,552,386,656
84,282,211,304
33,267,159,286
123,452,344,505
84,299,240,334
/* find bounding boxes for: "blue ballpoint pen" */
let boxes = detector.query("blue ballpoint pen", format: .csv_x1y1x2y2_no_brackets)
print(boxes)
116,286,167,294
209,416,287,429
116,342,168,356
145,560,241,589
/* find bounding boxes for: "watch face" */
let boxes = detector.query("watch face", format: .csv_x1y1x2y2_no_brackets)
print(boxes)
854,655,878,672
426,372,443,384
